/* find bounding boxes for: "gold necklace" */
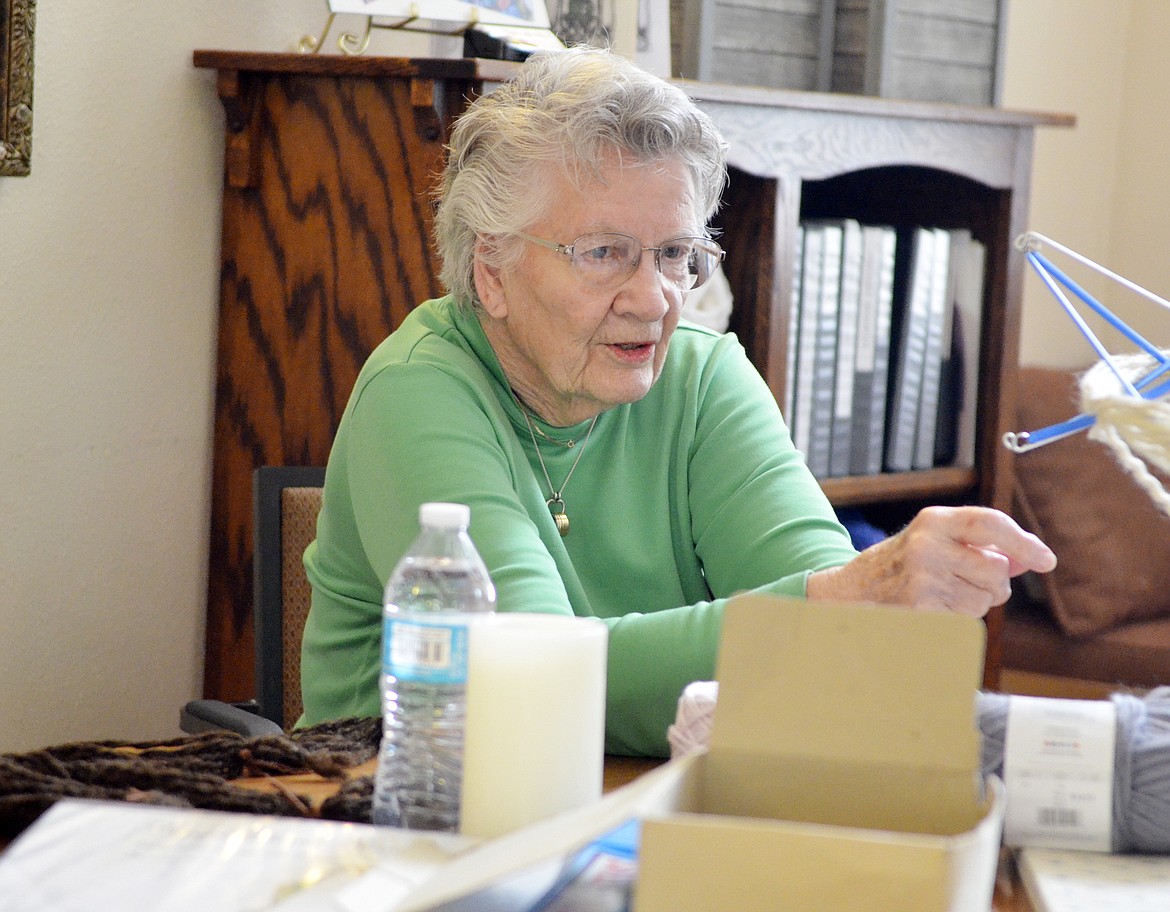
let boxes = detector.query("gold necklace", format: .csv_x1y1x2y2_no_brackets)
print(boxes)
526,418,583,449
519,406,598,537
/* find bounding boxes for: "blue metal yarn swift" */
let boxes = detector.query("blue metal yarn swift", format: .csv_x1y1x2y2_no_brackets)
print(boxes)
1002,232,1170,454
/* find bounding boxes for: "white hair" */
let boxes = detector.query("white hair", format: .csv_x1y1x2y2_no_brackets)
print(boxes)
432,46,729,308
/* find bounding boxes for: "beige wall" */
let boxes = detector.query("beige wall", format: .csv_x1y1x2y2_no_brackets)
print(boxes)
1111,1,1170,348
0,1,430,753
1002,0,1170,367
1,2,1166,753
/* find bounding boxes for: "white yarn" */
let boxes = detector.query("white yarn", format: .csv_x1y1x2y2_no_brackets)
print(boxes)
667,680,719,759
1079,352,1170,518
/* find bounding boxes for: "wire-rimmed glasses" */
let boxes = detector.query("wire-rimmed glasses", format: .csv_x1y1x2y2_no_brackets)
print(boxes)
515,231,725,292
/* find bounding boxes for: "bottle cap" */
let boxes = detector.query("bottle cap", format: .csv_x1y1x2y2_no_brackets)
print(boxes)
419,502,471,530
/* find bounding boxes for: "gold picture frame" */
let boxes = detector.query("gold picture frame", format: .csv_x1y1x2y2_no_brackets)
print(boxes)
1,0,35,177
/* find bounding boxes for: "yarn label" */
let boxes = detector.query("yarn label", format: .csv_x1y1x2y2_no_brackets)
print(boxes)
384,618,470,685
1003,695,1116,851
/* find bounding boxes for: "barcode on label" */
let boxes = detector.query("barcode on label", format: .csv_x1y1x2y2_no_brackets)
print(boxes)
390,623,453,671
1037,807,1081,828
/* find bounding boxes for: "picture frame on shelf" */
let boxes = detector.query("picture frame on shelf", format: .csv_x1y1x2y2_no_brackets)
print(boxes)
315,0,560,57
326,0,551,29
546,0,638,61
634,0,671,77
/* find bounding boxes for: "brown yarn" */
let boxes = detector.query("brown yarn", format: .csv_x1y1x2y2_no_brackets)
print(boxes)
0,717,381,840
319,773,375,823
291,716,381,761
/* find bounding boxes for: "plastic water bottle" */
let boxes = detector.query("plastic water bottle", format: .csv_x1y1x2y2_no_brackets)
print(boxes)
371,502,496,830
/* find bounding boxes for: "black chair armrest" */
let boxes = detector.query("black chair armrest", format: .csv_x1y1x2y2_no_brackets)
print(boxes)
180,699,283,737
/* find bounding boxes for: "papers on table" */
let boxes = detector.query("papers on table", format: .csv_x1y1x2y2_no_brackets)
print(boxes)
1018,847,1170,912
0,760,681,912
0,799,470,912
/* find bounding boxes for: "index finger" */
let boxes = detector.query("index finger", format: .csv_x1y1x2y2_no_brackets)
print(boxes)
940,506,1057,575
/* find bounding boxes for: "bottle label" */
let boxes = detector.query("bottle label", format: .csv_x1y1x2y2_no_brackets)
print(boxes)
384,618,470,684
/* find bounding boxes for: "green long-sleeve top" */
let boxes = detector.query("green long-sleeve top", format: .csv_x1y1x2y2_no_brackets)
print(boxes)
300,295,859,757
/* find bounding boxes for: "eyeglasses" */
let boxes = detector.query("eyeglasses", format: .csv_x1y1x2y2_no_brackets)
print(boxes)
515,231,725,291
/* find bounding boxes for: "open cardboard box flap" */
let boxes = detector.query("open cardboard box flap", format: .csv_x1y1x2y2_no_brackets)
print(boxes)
707,593,987,830
634,594,1003,912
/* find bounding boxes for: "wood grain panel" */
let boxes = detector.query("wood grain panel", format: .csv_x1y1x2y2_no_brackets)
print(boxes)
203,62,484,701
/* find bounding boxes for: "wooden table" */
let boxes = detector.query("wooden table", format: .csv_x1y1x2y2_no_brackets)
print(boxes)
231,754,662,808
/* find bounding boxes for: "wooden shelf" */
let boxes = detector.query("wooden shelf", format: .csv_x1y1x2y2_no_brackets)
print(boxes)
820,467,979,507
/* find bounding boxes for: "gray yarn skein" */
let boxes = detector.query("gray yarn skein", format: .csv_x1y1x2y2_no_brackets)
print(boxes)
978,687,1170,853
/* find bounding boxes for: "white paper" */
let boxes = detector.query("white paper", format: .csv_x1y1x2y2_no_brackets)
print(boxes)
634,0,671,77
0,800,471,912
1003,695,1116,851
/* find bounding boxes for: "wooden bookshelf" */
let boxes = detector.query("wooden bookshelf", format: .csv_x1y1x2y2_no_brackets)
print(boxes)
193,51,1072,701
687,82,1072,685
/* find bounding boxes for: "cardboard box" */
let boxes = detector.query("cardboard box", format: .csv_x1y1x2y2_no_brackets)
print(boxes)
634,594,1004,912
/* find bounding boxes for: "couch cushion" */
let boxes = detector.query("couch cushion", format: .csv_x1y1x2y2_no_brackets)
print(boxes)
1002,595,1170,687
1014,366,1170,637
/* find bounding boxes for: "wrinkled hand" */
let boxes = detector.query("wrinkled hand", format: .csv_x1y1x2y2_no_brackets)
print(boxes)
806,506,1057,617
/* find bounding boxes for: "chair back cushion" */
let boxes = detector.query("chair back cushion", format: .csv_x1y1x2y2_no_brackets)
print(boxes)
279,486,322,727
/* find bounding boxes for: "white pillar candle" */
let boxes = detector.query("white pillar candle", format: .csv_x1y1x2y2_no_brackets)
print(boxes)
460,613,608,839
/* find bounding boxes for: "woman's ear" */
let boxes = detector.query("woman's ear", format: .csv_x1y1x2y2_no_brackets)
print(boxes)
473,237,508,319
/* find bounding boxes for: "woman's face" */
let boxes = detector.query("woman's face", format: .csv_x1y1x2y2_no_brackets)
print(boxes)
475,153,700,427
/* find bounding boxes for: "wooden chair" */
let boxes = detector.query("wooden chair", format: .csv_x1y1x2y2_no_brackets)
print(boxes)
252,465,326,728
180,466,326,735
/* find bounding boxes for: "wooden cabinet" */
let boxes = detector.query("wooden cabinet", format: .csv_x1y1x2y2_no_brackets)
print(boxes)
192,52,517,702
195,51,1070,701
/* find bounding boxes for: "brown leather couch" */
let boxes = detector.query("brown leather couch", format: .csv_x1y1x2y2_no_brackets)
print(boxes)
1000,366,1170,691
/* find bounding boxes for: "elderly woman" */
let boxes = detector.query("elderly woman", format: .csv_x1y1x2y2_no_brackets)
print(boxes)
299,47,1055,758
